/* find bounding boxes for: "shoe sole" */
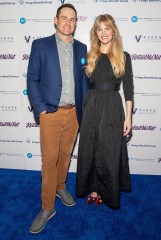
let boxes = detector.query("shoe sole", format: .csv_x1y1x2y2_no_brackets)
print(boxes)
56,194,75,207
29,210,56,234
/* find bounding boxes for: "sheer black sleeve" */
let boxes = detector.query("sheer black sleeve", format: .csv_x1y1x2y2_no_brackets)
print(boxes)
122,52,134,101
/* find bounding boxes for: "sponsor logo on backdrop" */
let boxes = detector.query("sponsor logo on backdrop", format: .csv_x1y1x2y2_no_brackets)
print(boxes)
27,153,32,158
20,18,26,24
20,17,52,24
0,54,16,60
24,35,45,43
0,1,16,5
0,106,17,111
0,75,19,79
71,154,78,160
22,73,27,78
19,0,52,5
0,139,23,143
130,144,156,148
28,106,33,112
133,108,156,115
0,36,14,43
92,0,128,2
0,19,16,24
131,15,161,23
135,35,161,43
129,157,154,162
22,54,29,60
132,125,156,131
94,16,127,22
26,122,39,128
115,17,127,22
134,76,161,80
0,90,19,95
0,153,23,157
23,90,28,95
134,92,161,97
158,158,161,163
26,139,40,144
131,16,138,22
59,0,86,4
131,54,161,60
77,16,88,21
0,122,20,127
27,153,41,158
132,108,137,114
132,0,161,3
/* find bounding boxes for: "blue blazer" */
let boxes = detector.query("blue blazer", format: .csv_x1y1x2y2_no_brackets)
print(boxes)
27,34,89,125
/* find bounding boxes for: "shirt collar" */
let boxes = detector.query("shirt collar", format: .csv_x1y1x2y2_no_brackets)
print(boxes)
55,33,74,46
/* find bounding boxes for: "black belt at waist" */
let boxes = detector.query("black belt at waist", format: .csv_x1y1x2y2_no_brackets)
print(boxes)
89,82,120,91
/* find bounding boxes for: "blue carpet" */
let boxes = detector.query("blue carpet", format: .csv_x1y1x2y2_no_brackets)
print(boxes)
0,169,161,240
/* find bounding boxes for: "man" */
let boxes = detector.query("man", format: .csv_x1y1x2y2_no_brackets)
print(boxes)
27,4,88,234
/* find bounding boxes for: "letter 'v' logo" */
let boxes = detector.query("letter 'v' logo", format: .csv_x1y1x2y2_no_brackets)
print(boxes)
135,35,142,42
60,0,65,4
24,36,31,43
28,106,33,112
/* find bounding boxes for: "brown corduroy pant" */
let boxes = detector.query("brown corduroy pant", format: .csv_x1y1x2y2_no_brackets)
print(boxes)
39,106,78,210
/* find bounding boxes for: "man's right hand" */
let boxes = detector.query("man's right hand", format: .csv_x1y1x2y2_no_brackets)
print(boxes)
40,111,46,115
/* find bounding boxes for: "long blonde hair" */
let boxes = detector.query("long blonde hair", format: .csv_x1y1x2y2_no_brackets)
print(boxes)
86,14,125,78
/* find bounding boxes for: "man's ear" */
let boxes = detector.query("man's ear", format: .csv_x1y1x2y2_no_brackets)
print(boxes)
54,17,57,25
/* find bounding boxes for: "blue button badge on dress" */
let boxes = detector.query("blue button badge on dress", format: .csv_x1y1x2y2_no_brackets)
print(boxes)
81,58,85,65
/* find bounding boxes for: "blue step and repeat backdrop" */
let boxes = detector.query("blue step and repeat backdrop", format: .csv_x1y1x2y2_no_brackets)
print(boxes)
0,0,161,174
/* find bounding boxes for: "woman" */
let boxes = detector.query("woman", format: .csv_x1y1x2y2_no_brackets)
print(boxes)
76,14,133,209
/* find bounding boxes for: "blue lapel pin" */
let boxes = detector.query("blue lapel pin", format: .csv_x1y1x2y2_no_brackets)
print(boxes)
81,58,85,65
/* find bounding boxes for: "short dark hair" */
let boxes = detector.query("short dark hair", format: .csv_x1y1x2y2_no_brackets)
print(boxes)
56,3,77,18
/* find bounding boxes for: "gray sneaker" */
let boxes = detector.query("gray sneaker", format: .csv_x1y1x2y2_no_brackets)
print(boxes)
56,189,75,206
29,209,56,234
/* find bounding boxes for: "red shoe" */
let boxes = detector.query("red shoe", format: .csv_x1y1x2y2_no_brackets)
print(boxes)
95,195,103,206
86,194,97,204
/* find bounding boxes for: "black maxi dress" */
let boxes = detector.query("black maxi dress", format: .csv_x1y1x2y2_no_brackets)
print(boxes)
76,52,133,209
